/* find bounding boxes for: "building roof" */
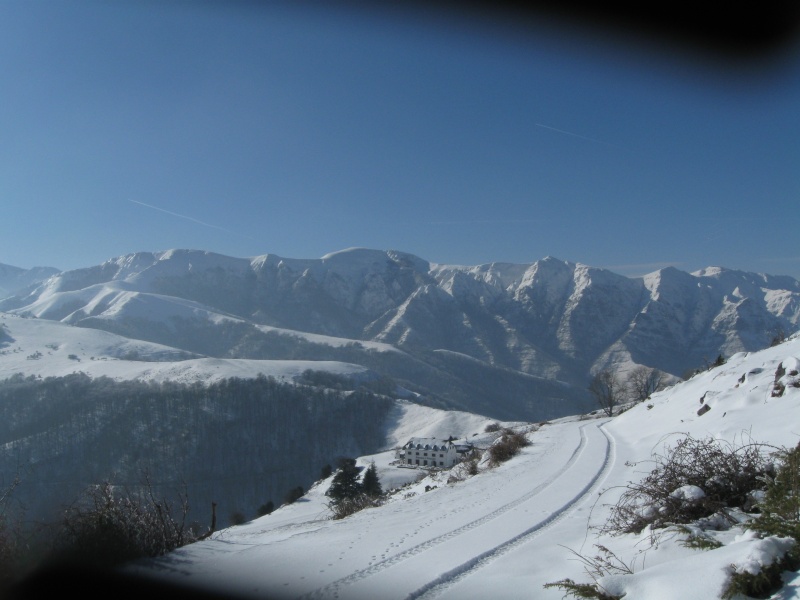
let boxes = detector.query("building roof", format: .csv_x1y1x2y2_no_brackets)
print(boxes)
403,437,456,450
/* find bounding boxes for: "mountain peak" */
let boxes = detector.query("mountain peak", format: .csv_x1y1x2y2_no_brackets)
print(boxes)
320,247,380,261
692,266,729,277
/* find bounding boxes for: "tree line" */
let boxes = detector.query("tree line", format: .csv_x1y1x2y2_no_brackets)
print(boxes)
0,373,395,531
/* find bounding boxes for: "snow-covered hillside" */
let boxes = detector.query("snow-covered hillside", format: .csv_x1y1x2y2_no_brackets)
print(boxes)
128,333,800,600
0,263,59,298
0,309,501,534
0,312,370,384
2,248,798,424
8,249,800,380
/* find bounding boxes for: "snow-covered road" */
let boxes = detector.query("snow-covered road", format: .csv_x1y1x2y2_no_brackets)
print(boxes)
137,418,614,600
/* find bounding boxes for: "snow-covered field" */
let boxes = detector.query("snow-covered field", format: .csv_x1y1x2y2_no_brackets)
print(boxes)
0,312,372,384
126,334,800,600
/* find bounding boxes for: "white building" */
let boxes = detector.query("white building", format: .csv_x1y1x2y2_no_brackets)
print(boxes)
396,437,460,468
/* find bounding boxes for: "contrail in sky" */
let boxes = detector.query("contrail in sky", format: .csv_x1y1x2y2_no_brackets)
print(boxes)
427,218,557,225
129,199,252,238
535,123,620,149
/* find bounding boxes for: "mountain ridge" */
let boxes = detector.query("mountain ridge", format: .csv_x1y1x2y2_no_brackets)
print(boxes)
2,248,798,421
0,263,60,298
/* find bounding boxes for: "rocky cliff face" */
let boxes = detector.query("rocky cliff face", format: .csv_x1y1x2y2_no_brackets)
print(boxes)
3,248,798,420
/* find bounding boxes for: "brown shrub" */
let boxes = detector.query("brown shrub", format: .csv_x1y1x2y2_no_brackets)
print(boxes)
488,430,530,466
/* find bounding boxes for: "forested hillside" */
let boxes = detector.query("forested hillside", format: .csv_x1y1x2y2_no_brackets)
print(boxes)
0,373,394,529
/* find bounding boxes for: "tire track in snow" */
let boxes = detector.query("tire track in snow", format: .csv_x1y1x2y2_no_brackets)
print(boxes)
296,420,606,600
405,421,616,600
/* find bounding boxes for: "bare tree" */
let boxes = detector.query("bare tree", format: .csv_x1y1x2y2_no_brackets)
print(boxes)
626,366,666,403
53,473,196,568
589,370,623,417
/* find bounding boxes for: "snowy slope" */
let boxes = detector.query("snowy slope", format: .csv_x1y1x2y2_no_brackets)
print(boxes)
3,248,799,422
0,312,373,384
0,263,59,298
128,333,800,600
6,250,799,382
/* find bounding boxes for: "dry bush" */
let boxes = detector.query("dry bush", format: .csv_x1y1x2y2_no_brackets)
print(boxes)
488,429,530,466
328,494,382,520
720,442,800,599
601,435,775,535
544,545,632,599
753,441,800,539
52,476,196,568
448,450,483,483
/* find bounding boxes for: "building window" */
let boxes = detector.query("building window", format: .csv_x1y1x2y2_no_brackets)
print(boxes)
415,460,419,465
439,461,444,466
423,460,428,466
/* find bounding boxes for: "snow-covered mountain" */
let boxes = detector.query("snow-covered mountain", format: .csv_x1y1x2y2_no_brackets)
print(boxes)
2,248,798,421
0,311,370,384
0,262,59,298
123,331,800,600
3,250,799,599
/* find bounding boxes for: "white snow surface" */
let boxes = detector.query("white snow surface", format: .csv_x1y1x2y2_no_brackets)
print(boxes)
253,323,402,354
125,334,800,599
0,312,371,384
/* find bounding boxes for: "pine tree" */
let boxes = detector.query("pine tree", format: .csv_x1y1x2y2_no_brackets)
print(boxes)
326,458,361,503
257,501,274,517
284,486,304,504
320,464,333,480
361,462,382,498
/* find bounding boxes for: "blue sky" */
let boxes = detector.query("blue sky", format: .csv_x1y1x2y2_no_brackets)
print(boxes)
2,1,799,278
